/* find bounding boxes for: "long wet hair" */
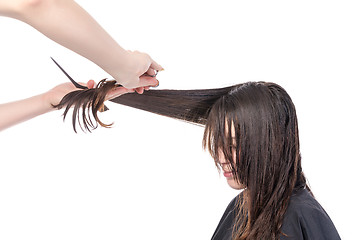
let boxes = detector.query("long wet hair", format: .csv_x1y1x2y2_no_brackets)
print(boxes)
54,80,309,239
203,82,309,239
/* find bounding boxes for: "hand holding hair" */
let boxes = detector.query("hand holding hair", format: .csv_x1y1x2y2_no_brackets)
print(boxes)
51,58,157,133
118,50,163,90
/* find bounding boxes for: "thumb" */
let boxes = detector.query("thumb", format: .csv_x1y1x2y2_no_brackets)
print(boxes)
149,59,164,71
139,76,159,88
86,80,96,89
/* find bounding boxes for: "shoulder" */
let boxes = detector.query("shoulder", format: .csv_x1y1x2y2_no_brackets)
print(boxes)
226,194,240,211
211,194,240,240
281,188,341,240
216,193,239,227
287,188,323,216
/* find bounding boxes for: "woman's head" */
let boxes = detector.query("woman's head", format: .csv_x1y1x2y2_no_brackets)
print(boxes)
203,82,306,239
203,82,302,192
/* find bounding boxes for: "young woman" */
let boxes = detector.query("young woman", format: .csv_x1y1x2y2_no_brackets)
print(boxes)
55,80,341,239
200,82,341,239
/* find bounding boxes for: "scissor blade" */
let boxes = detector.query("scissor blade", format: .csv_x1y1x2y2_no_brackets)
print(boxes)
50,57,87,89
50,57,109,112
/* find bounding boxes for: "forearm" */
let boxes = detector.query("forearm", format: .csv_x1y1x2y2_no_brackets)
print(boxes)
0,93,53,131
4,0,131,83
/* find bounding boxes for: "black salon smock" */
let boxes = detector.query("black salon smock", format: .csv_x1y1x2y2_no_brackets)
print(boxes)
211,188,341,240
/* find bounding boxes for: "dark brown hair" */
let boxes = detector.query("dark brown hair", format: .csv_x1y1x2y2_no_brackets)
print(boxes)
53,79,118,132
203,82,309,239
54,80,309,239
53,80,232,132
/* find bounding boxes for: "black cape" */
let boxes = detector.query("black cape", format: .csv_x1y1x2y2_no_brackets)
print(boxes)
211,188,341,240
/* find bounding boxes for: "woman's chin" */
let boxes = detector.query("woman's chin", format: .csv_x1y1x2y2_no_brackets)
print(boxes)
227,178,244,190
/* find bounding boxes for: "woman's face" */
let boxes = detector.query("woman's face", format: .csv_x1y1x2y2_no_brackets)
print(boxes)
218,151,244,190
218,123,245,190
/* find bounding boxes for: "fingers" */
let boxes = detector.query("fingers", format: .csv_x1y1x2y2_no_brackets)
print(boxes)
133,85,153,94
86,77,154,100
149,58,164,71
105,87,135,100
123,50,163,89
132,75,159,94
139,75,159,88
78,80,95,89
86,80,96,89
146,68,156,77
135,87,144,94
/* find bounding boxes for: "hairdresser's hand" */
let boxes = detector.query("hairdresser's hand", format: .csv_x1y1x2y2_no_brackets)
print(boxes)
105,84,136,100
116,50,163,90
44,80,94,109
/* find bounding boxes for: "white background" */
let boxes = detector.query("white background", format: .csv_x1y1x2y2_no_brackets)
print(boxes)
0,0,359,239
